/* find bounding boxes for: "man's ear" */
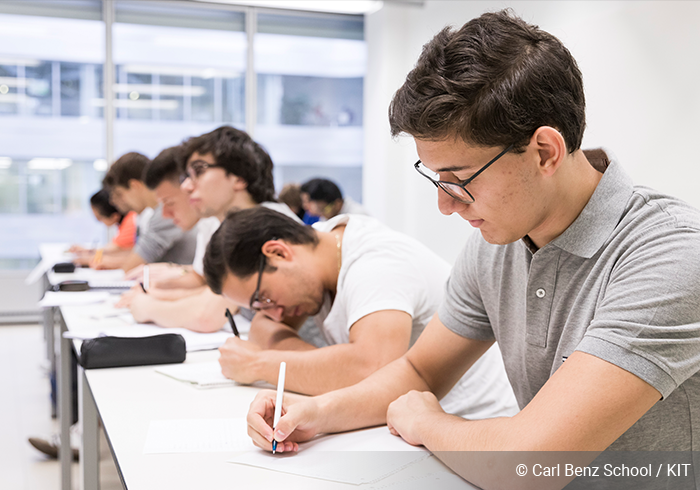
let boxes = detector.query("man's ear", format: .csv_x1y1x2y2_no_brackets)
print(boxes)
127,178,142,190
531,126,567,177
261,240,293,264
229,174,248,192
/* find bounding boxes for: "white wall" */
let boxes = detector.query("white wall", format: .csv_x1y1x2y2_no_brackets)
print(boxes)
364,0,700,264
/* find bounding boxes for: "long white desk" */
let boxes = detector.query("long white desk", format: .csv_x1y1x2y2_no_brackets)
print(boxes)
55,299,474,490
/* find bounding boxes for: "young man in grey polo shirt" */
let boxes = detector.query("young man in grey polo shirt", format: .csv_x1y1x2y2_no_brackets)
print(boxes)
244,10,700,489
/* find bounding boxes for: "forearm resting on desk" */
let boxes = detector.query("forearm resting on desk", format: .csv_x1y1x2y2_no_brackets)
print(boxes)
129,288,236,333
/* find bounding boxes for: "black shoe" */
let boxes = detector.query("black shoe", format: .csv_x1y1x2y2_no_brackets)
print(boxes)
28,435,79,461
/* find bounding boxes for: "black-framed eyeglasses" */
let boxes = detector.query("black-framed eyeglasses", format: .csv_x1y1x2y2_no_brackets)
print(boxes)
414,144,514,204
183,159,222,183
249,254,276,312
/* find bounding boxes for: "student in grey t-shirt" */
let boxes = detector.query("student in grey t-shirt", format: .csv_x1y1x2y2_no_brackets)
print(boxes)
103,152,196,271
243,11,700,490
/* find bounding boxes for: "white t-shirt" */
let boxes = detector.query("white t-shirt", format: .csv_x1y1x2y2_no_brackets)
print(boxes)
312,215,518,419
192,202,300,277
192,217,221,276
339,196,369,216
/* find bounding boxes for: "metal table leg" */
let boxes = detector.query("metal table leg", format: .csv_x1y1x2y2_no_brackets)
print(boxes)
79,365,100,490
58,310,72,490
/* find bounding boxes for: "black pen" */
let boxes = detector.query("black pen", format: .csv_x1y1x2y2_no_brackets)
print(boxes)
139,282,147,294
225,308,240,337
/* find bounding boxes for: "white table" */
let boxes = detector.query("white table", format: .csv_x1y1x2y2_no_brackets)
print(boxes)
83,350,467,489
57,301,472,490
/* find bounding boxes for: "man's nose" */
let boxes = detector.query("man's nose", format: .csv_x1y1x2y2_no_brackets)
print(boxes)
436,187,463,216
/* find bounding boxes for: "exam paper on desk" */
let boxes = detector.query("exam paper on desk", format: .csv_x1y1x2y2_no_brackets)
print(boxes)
229,426,430,485
39,291,112,308
155,361,237,389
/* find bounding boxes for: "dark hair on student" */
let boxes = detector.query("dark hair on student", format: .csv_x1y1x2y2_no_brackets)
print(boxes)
182,126,275,203
278,183,305,221
102,152,151,189
144,145,184,190
204,207,318,295
90,188,124,223
300,178,343,204
388,9,585,153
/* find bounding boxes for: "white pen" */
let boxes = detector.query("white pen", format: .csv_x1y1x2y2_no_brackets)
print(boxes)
143,265,150,291
272,361,286,454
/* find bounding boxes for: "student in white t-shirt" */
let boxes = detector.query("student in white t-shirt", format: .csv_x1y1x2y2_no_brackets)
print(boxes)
204,206,518,418
118,127,299,333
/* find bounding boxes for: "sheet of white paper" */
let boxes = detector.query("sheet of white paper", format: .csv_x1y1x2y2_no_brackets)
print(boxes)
366,471,479,490
143,418,256,454
39,291,111,308
229,426,429,485
72,269,126,281
63,324,234,352
27,243,73,284
156,362,237,389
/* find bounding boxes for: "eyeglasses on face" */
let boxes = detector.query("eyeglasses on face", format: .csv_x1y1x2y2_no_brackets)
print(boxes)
414,143,514,204
183,159,222,183
249,254,277,312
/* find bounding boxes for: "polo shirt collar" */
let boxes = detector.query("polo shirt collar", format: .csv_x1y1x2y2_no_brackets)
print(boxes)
544,149,634,259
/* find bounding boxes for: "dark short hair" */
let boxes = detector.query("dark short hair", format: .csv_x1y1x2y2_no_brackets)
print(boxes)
144,146,184,190
389,9,585,153
102,152,151,189
300,178,343,204
182,126,275,203
90,188,124,223
204,207,318,295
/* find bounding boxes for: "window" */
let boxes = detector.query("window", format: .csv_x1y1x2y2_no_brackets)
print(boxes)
0,1,365,269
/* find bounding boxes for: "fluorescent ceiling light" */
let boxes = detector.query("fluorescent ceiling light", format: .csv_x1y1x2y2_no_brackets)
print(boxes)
0,57,41,67
0,157,12,169
28,158,73,170
93,159,108,172
122,65,241,79
196,0,383,15
0,77,27,88
113,84,206,97
91,98,180,110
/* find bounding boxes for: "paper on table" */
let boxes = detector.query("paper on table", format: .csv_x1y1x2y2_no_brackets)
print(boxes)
143,418,256,454
366,471,479,490
38,291,111,308
229,426,430,485
156,361,237,389
63,323,234,352
72,268,126,281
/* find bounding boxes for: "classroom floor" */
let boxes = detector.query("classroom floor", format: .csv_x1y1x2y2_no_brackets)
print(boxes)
0,324,122,490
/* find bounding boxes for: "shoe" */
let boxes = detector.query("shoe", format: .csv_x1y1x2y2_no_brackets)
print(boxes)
28,434,79,461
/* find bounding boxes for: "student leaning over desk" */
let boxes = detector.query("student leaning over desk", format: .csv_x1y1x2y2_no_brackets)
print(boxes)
203,206,517,418
117,126,299,333
244,10,700,490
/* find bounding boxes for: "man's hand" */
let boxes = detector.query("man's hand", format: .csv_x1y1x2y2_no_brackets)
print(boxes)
246,389,321,453
386,390,445,446
124,263,182,282
218,338,263,384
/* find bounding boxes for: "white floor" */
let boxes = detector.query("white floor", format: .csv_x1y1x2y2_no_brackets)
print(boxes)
0,324,122,490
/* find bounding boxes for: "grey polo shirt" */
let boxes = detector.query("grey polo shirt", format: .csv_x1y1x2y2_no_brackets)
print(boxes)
439,150,700,451
133,203,197,265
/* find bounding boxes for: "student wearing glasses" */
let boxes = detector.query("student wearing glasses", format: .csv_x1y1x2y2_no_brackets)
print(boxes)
119,126,299,333
242,10,700,489
203,206,518,418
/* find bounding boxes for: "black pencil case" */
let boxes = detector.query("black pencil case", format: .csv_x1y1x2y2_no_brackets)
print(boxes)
78,334,186,369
